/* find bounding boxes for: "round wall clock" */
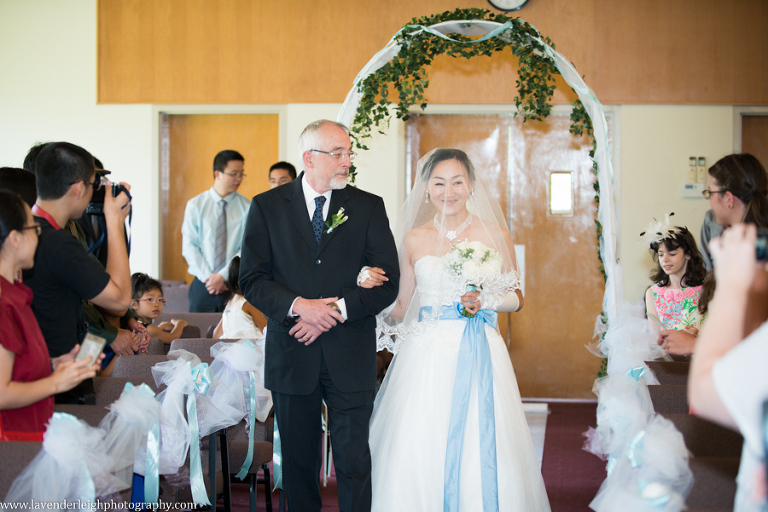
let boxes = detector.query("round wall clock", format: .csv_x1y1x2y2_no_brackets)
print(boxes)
487,0,529,11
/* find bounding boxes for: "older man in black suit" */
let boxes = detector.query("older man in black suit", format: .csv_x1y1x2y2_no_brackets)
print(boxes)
239,119,399,512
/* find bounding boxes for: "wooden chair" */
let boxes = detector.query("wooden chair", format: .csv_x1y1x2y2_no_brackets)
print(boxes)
161,284,191,313
111,354,213,379
0,441,43,500
169,338,239,358
157,313,222,339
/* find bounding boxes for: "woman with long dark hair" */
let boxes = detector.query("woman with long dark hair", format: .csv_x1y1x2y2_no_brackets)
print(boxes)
0,190,102,440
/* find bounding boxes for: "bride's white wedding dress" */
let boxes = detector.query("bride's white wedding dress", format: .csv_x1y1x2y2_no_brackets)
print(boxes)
369,256,551,511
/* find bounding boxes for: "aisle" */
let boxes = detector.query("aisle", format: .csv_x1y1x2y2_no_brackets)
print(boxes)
541,402,606,512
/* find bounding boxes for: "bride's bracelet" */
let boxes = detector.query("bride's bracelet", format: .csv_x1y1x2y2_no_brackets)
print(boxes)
357,266,372,286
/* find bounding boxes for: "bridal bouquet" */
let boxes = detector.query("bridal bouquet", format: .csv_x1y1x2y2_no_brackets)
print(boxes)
443,240,503,316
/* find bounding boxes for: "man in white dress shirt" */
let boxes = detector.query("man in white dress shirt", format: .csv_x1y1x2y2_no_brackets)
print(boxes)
182,149,250,312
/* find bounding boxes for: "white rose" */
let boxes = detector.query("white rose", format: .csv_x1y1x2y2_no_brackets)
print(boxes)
462,261,480,282
468,240,487,253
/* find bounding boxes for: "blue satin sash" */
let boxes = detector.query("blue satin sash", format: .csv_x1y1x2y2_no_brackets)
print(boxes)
421,304,499,512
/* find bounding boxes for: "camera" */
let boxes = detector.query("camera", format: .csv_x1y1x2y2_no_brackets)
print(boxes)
757,228,768,261
86,170,131,215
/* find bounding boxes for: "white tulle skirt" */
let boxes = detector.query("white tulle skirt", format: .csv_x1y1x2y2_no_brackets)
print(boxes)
369,319,551,512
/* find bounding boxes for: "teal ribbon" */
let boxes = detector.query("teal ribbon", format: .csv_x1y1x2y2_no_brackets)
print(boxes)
421,304,499,512
272,417,283,491
625,366,646,382
235,371,258,479
627,430,646,468
144,421,160,504
186,362,212,506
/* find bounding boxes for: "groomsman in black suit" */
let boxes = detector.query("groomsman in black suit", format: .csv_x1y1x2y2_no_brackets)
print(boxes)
239,120,399,512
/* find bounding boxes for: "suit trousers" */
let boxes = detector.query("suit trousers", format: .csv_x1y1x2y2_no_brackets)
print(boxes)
272,347,375,512
188,277,227,313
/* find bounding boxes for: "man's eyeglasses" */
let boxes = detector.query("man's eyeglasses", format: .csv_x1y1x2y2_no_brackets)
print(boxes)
19,223,42,236
69,177,104,191
135,297,168,305
310,149,357,161
221,171,247,179
702,189,727,199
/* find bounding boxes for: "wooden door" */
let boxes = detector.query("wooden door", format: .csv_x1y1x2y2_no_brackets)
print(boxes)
742,115,768,169
161,113,279,281
407,113,604,399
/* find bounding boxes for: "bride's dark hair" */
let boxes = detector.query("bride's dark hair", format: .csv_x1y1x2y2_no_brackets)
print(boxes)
420,148,475,182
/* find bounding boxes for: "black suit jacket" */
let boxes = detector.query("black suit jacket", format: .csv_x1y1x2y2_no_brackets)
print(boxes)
239,174,399,395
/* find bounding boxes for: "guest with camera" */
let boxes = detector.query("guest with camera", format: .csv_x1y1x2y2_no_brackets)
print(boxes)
689,223,768,512
23,142,133,402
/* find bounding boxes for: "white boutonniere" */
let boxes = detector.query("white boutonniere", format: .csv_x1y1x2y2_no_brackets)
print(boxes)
324,207,349,234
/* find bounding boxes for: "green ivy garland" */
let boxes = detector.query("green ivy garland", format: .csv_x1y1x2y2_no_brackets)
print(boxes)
348,7,607,376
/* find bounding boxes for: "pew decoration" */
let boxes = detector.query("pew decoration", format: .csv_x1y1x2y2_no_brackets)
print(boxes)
585,301,693,511
5,413,123,507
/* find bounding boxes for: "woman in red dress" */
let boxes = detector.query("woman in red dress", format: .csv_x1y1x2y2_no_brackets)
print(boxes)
0,190,102,441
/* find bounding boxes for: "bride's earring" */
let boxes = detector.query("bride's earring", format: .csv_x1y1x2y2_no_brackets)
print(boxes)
425,192,430,203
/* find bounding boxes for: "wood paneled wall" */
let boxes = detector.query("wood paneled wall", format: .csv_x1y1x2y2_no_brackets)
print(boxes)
98,0,768,106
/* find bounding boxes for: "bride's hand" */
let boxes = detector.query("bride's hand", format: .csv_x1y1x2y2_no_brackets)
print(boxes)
460,291,481,315
358,267,388,289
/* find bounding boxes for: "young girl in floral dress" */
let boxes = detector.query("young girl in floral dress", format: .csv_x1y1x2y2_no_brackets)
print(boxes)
642,215,707,356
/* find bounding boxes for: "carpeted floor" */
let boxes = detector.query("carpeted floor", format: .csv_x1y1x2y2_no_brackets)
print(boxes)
540,402,606,512
230,401,605,511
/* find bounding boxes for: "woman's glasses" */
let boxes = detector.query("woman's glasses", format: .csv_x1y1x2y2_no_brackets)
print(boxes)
19,223,42,236
702,188,727,199
135,297,168,304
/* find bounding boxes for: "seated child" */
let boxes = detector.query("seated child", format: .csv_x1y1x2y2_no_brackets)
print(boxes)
641,215,707,356
213,256,266,339
131,273,188,344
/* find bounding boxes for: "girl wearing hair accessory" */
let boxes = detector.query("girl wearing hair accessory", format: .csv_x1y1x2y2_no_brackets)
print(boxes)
130,272,187,344
365,149,550,511
0,190,103,440
641,213,707,356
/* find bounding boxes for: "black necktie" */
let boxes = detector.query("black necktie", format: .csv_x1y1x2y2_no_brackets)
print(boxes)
312,196,326,244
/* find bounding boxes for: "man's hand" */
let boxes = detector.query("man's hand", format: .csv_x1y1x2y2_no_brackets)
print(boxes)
292,297,344,332
126,317,149,353
110,328,141,356
358,267,388,289
102,181,132,226
204,273,228,295
289,319,323,345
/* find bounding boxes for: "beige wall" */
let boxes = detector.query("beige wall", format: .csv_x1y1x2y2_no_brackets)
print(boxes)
619,106,735,303
0,1,744,307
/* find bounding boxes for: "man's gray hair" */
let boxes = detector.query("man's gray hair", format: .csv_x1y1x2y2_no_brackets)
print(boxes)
297,120,349,164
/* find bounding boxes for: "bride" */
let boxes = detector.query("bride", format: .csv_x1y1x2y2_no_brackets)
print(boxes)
365,148,551,511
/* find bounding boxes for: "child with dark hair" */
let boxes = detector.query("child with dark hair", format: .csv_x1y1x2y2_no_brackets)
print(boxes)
212,256,265,339
641,214,707,356
130,273,187,344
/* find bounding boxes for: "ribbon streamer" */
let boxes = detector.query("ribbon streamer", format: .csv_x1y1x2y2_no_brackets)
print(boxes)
144,422,160,503
235,371,258,479
187,362,212,506
422,304,499,512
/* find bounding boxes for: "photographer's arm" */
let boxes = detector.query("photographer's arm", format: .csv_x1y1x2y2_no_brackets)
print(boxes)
90,183,132,311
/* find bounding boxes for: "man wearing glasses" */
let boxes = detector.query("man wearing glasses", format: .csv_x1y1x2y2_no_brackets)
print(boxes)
240,120,399,512
23,142,133,402
182,149,251,312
